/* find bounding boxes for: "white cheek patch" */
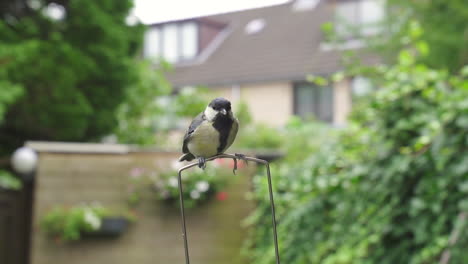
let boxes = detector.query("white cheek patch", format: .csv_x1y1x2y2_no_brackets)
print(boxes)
204,106,218,121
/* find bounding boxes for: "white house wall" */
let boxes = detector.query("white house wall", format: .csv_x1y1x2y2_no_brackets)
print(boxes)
209,80,352,127
333,78,352,126
210,82,294,126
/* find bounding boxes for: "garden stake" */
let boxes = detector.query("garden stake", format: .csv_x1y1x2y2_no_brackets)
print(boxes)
177,153,281,264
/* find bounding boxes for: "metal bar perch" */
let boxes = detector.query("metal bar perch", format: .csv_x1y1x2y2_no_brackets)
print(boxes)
177,153,281,264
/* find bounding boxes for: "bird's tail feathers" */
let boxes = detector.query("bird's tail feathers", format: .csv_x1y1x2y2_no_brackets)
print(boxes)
179,153,195,162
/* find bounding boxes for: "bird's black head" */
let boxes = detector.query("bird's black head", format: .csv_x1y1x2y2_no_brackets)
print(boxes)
208,97,231,112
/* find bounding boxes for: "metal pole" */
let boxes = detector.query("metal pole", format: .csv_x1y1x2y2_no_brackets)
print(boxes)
177,169,190,264
265,162,281,264
177,153,281,264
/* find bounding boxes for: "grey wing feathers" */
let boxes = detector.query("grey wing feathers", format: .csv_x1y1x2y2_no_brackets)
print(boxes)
182,112,205,154
179,153,195,162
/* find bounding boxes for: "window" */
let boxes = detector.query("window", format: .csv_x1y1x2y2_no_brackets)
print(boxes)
335,0,385,39
143,27,160,59
292,0,320,12
294,82,334,122
162,24,178,63
144,22,199,63
180,22,198,59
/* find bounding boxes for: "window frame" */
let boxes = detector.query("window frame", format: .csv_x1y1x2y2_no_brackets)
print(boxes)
334,0,385,40
293,81,334,123
144,21,200,63
143,27,162,59
179,22,199,60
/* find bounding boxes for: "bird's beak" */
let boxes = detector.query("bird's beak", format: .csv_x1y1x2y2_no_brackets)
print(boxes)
220,109,227,115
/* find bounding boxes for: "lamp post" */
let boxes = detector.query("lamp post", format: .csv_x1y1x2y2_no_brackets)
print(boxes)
11,146,38,264
11,146,38,182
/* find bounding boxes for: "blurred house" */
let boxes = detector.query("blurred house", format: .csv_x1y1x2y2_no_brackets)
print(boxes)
143,0,383,126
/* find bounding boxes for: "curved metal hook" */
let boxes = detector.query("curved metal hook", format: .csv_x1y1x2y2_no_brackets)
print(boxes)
177,153,281,264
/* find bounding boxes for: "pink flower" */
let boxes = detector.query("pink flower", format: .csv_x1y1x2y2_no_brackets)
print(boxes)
216,191,228,201
228,159,246,169
130,168,144,178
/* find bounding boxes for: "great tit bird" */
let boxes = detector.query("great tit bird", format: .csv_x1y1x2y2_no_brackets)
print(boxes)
179,97,239,169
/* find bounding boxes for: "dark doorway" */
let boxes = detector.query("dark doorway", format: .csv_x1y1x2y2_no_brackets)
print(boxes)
0,181,34,264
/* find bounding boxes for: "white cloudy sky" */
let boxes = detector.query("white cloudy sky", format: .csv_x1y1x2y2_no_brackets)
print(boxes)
132,0,290,24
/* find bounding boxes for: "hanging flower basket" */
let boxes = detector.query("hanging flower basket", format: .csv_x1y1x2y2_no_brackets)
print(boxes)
41,204,136,242
83,217,129,237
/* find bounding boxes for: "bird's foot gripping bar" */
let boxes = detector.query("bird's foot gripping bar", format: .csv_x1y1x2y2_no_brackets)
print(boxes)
197,157,206,169
231,153,248,174
176,153,281,264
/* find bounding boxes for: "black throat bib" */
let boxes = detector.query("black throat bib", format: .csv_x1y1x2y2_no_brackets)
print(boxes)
212,115,233,153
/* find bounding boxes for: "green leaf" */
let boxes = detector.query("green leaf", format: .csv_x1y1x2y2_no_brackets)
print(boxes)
409,20,423,39
306,75,329,86
331,71,345,82
0,170,22,190
398,50,415,66
458,199,468,211
459,181,468,193
460,65,468,77
416,41,430,56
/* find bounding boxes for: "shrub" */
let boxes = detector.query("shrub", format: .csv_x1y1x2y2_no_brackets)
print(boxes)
234,123,284,151
244,52,468,263
0,170,22,190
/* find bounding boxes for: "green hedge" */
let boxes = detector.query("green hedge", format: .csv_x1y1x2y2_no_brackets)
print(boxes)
244,53,468,263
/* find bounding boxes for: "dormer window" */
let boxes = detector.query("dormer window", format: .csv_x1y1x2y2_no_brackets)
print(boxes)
144,21,199,63
335,0,385,39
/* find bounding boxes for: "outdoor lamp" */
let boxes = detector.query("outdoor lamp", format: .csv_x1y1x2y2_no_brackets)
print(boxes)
11,146,38,182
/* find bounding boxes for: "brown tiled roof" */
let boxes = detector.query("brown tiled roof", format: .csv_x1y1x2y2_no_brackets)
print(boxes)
165,1,378,87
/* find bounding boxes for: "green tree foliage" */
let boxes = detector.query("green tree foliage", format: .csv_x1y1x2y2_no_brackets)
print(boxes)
172,86,211,117
0,44,26,124
114,61,172,145
234,123,283,150
115,80,214,146
383,0,468,73
0,0,144,155
232,103,332,152
232,101,285,151
244,47,468,263
235,101,253,125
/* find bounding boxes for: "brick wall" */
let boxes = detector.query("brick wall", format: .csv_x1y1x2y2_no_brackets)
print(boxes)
28,142,254,264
